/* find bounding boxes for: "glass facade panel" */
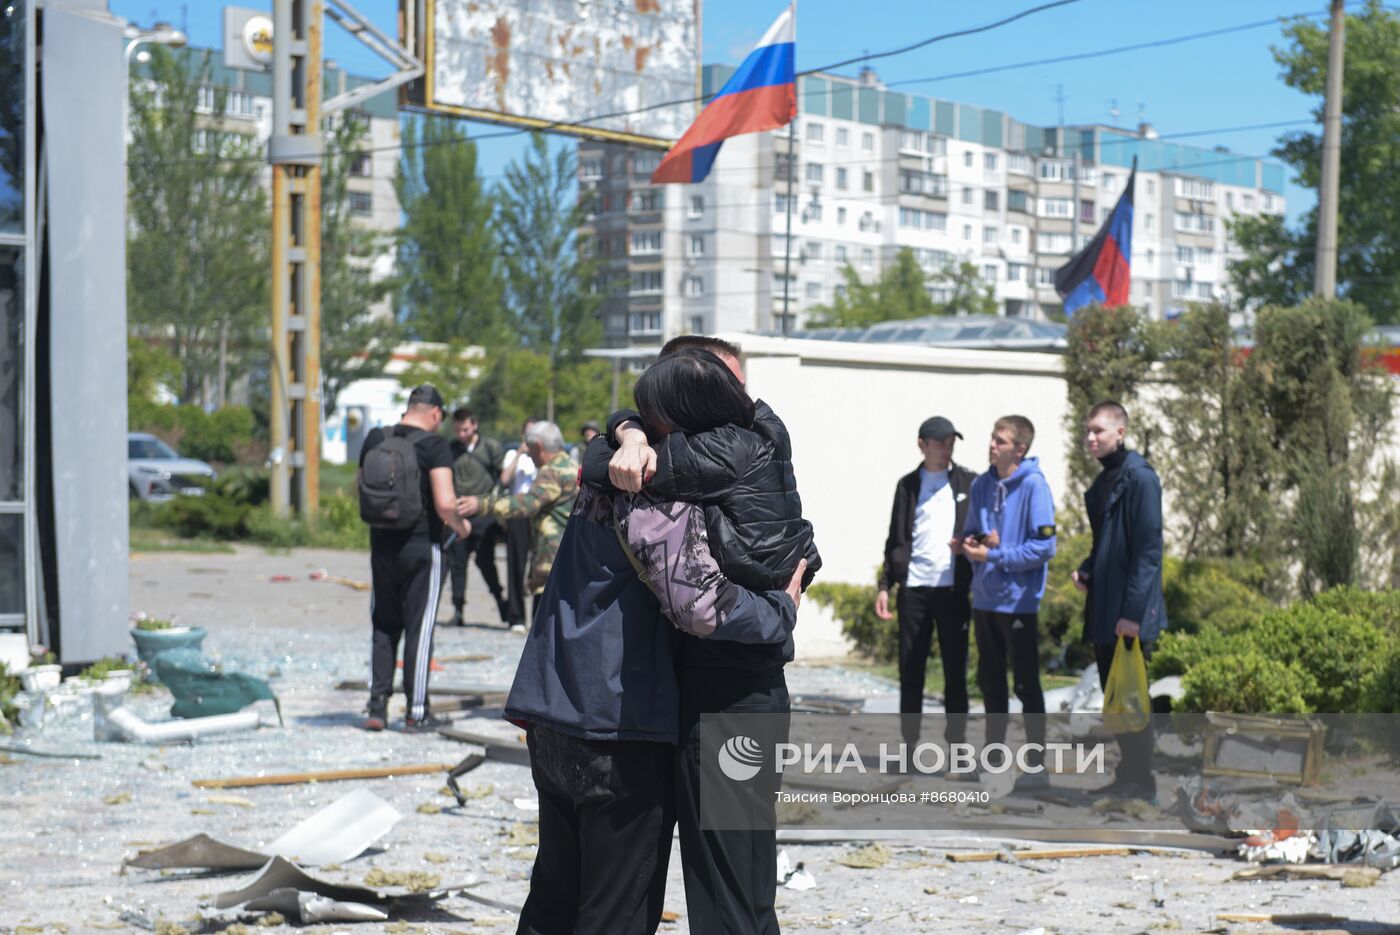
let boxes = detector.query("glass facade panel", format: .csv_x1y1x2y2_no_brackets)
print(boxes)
934,101,955,137
0,246,18,502
0,514,19,614
957,105,980,143
830,83,853,120
0,1,24,233
800,76,828,116
857,87,880,125
883,91,907,126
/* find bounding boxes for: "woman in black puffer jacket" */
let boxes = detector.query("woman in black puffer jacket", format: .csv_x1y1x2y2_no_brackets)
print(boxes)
581,347,820,935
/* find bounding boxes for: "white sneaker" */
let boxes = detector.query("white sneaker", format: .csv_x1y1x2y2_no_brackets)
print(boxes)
509,623,526,634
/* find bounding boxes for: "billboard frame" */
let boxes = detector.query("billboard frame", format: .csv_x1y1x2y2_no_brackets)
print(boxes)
399,0,702,150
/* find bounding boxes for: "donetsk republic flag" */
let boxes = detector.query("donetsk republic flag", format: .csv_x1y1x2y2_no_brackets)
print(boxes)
1054,164,1135,315
652,5,796,184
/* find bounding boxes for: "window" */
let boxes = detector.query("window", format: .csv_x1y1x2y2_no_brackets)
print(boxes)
688,235,705,257
858,211,878,232
836,167,848,190
1037,267,1056,286
1197,282,1214,299
961,188,974,206
898,208,947,231
1008,263,1027,281
1145,248,1155,263
1079,199,1095,223
1176,178,1216,200
806,122,825,142
632,152,661,174
1008,153,1030,175
929,136,948,156
1038,160,1071,182
631,190,660,212
1007,190,1030,213
805,242,823,261
690,315,706,333
983,153,998,172
834,284,847,299
1242,194,1255,210
1174,212,1216,234
861,248,874,267
806,162,824,184
685,276,705,297
350,153,372,177
804,200,823,222
1102,173,1117,193
1146,178,1156,196
580,158,603,180
805,281,821,299
962,224,973,241
863,170,875,193
629,311,662,334
982,264,997,281
1263,194,1276,212
1039,232,1073,253
900,130,925,153
914,248,952,268
630,230,663,254
984,190,1000,211
899,170,946,196
1225,192,1234,210
774,273,796,293
983,226,998,245
1010,227,1024,245
835,245,848,263
349,190,372,215
1145,213,1155,231
1038,198,1072,218
774,194,792,214
1176,245,1194,264
631,271,663,294
836,127,849,147
688,195,704,218
1172,280,1193,298
861,132,875,152
837,207,847,225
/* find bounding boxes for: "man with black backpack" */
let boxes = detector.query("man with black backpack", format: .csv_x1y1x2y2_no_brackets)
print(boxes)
358,385,470,733
446,407,508,627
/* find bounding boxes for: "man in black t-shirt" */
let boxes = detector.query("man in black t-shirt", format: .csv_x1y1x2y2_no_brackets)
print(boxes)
358,385,470,733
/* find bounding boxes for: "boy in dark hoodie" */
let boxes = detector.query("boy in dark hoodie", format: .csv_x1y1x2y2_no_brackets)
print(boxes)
956,415,1056,790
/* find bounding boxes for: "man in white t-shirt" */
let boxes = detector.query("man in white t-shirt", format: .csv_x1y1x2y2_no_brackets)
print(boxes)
876,417,977,750
499,418,540,630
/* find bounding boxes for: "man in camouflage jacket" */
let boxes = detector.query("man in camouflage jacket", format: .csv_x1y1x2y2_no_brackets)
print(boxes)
459,421,578,603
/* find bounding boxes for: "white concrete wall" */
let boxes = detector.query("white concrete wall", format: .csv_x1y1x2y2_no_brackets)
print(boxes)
723,334,1069,657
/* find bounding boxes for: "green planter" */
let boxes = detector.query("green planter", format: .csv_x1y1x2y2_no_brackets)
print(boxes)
130,626,208,681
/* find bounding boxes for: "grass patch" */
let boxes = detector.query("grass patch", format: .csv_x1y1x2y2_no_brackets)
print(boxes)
320,461,359,498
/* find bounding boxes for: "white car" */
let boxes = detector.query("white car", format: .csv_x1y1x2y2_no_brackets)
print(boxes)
128,433,217,500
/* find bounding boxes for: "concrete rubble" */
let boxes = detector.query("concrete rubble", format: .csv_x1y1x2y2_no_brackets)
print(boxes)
0,546,1396,933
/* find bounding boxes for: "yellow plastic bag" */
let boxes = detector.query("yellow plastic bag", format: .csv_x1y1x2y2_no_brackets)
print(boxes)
1103,636,1150,733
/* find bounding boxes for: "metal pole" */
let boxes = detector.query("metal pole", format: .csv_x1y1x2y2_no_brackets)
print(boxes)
1071,150,1082,257
1315,0,1345,298
780,120,795,333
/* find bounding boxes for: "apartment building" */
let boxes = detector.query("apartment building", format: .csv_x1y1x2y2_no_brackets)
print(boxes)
133,47,401,317
580,66,1286,347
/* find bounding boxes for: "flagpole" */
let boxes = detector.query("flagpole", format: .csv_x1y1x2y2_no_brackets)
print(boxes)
781,118,795,334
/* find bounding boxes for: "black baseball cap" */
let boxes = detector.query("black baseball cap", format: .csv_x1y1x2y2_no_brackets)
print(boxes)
407,384,446,410
918,416,963,441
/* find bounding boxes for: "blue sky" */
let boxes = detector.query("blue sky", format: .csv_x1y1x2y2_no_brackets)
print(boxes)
110,0,1329,223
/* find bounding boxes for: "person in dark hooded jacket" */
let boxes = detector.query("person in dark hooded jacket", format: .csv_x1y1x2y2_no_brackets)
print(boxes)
583,340,819,935
1073,400,1167,800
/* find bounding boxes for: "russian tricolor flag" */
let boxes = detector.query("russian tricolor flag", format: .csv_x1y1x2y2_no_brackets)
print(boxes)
652,5,796,185
1054,163,1135,316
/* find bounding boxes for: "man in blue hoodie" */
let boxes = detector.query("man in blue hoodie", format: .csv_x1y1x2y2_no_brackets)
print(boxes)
956,415,1056,788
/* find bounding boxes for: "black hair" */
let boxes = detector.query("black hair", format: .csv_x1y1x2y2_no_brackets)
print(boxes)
633,347,755,436
660,335,742,361
452,407,476,423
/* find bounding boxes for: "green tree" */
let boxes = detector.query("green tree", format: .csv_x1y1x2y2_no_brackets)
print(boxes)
1229,2,1400,322
393,116,504,343
1157,304,1279,562
930,259,998,317
494,134,601,421
127,48,269,405
807,248,936,326
1059,305,1164,508
319,114,398,415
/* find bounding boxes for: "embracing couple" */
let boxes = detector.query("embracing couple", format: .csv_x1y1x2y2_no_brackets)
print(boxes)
503,336,822,935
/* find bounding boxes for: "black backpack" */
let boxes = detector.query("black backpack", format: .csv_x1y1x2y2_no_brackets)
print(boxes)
359,428,426,529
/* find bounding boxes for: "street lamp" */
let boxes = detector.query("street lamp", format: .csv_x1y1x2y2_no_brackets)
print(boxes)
123,21,188,144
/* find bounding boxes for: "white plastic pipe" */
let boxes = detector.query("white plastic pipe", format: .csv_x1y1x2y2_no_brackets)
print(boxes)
93,683,263,744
